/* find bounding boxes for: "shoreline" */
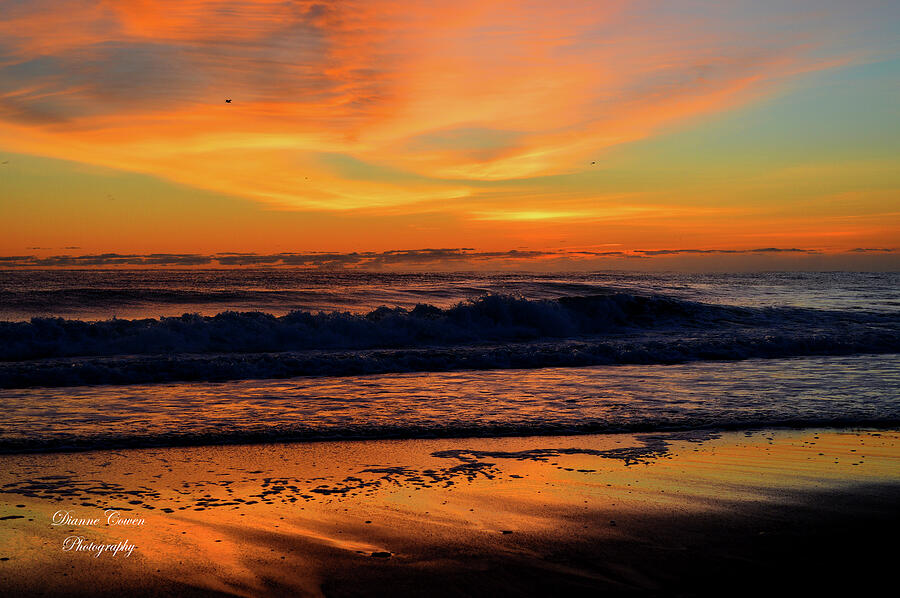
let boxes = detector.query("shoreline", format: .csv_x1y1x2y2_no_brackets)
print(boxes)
3,419,900,455
1,427,898,596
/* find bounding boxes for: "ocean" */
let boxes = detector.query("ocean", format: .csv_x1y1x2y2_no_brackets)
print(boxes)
1,270,898,452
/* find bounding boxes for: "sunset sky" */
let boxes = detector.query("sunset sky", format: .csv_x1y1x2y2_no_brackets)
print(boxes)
0,0,898,269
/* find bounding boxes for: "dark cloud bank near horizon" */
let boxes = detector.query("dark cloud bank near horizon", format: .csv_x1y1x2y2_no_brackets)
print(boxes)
0,247,896,269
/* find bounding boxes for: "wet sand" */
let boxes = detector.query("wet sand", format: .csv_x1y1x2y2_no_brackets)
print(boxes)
1,428,898,596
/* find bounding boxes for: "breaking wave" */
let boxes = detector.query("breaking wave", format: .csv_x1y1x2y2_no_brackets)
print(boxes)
0,293,897,388
1,292,894,360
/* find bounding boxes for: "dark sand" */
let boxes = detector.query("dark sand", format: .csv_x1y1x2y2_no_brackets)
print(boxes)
1,428,898,596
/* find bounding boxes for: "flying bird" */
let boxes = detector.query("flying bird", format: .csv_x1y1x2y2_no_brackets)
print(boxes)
225,99,232,103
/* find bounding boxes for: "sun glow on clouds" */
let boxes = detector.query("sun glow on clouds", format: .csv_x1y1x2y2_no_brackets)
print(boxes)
1,0,898,264
0,0,855,213
472,206,655,222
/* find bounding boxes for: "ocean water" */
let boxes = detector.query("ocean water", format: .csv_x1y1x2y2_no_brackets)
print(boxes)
0,270,898,451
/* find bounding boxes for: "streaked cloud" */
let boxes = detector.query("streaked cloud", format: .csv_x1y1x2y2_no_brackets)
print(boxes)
0,0,869,212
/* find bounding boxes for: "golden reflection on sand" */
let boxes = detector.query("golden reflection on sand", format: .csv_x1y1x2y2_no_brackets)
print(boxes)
0,428,898,596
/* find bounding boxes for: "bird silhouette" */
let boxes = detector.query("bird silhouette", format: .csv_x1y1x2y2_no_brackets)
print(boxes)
225,99,232,103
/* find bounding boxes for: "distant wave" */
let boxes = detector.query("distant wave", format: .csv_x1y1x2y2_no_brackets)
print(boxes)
0,293,898,388
0,287,327,308
0,280,611,312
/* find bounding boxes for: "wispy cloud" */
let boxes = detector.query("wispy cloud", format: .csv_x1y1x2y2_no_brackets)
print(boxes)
0,0,863,212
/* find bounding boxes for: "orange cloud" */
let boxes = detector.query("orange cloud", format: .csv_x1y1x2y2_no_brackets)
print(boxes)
0,0,855,211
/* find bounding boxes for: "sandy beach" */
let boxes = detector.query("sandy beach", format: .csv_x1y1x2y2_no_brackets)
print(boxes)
1,427,898,596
